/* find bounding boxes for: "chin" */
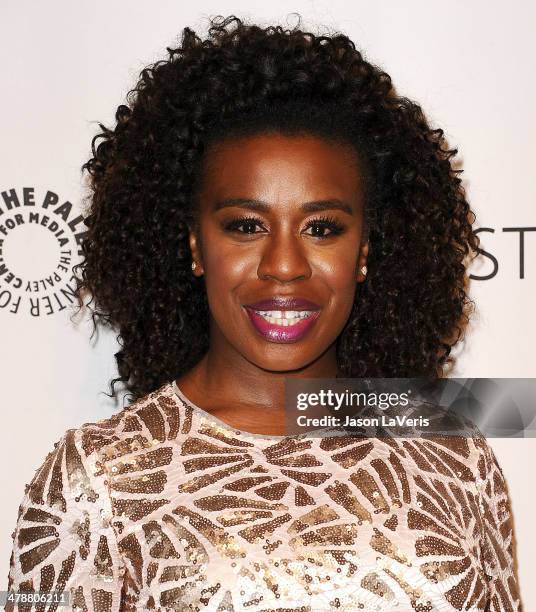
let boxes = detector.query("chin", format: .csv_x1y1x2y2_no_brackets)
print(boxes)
248,351,323,374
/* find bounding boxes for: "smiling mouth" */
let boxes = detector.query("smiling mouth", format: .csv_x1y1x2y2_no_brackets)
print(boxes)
243,307,321,343
253,310,317,325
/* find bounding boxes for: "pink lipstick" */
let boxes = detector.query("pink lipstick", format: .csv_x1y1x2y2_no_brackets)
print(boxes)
243,297,321,343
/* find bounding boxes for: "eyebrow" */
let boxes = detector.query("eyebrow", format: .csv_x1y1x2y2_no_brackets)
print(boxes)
213,198,354,216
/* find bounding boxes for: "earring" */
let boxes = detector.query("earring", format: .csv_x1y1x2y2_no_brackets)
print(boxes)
360,265,367,276
191,261,197,272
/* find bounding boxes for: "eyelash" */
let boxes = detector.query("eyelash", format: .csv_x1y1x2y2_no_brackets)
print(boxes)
223,215,346,239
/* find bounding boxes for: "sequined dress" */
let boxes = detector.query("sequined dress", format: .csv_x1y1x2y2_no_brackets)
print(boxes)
6,381,521,611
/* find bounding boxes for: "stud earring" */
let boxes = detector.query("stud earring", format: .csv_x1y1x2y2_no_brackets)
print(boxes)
360,265,367,276
191,261,197,272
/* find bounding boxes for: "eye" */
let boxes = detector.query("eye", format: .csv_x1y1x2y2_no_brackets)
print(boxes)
222,214,346,238
302,216,346,239
223,215,266,235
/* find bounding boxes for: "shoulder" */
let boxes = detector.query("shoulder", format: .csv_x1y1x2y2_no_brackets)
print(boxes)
69,380,185,471
22,381,183,506
7,381,184,593
420,429,512,511
414,404,507,487
377,428,505,498
463,425,509,491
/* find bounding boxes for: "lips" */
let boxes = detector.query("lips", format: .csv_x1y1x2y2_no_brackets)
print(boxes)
243,297,321,343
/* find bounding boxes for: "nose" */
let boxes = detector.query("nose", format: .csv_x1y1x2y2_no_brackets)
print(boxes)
257,229,312,283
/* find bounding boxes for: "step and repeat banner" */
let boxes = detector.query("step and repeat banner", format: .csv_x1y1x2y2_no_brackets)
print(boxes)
1,0,534,606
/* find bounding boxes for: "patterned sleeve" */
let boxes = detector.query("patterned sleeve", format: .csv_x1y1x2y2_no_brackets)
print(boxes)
5,428,124,611
475,438,522,611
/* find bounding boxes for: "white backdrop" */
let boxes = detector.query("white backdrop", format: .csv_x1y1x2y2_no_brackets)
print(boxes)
1,0,534,606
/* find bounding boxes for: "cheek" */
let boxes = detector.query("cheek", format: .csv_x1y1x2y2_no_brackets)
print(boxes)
310,246,360,293
201,242,253,317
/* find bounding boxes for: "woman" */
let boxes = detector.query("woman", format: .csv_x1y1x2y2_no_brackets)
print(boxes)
6,15,521,611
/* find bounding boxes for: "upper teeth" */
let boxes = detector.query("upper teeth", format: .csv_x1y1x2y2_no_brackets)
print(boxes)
254,310,315,325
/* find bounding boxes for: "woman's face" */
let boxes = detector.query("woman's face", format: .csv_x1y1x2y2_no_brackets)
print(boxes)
189,132,369,373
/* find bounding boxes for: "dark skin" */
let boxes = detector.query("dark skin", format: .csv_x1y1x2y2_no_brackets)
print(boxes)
176,132,369,435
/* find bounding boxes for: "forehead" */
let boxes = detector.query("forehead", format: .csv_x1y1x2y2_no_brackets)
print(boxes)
197,132,363,203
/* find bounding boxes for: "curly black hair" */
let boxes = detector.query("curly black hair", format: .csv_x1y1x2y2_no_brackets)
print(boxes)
73,14,480,402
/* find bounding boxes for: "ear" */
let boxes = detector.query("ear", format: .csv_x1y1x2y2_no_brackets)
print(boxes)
188,223,204,276
357,240,369,282
361,219,370,244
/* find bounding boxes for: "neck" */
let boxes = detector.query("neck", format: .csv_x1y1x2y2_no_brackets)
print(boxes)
178,331,340,414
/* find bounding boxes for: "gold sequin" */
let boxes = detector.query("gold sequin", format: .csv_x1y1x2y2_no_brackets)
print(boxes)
5,381,521,611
